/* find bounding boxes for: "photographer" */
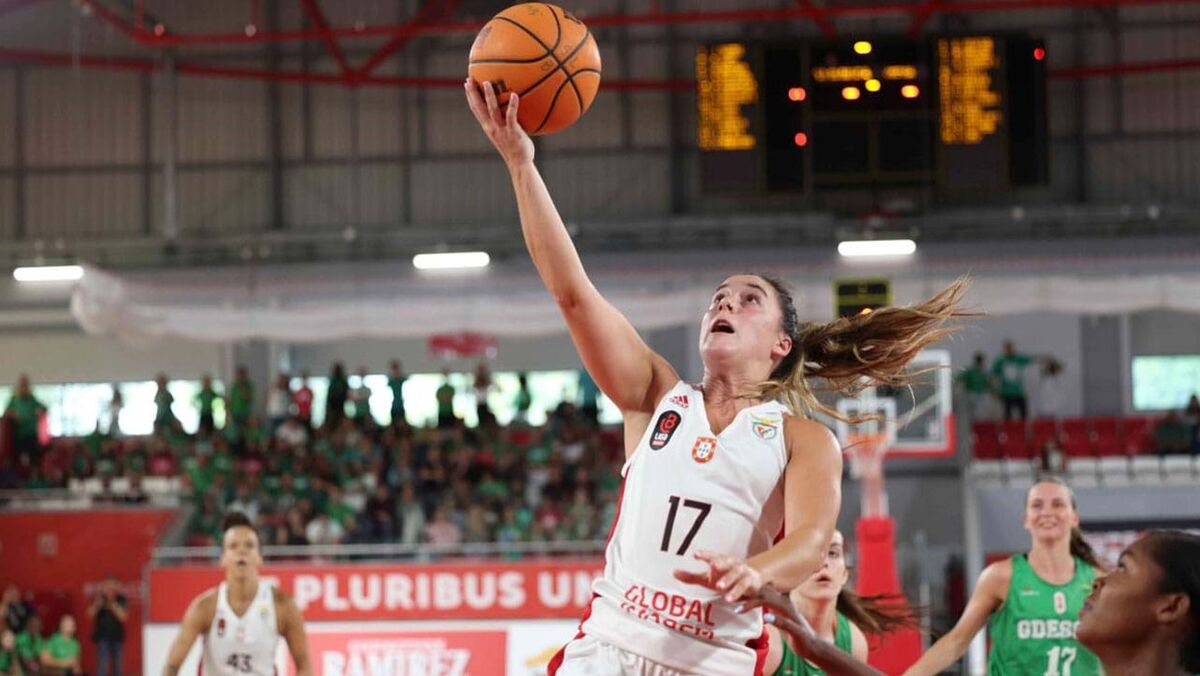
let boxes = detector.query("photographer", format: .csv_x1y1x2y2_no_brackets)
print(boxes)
87,578,126,676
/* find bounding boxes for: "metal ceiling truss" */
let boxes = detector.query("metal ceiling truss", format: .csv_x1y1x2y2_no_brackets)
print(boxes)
0,0,1195,88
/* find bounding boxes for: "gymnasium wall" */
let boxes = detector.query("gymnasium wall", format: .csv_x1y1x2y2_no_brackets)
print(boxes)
2,4,1200,243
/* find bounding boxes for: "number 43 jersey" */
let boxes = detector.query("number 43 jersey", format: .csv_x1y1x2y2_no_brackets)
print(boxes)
202,581,280,676
581,381,789,674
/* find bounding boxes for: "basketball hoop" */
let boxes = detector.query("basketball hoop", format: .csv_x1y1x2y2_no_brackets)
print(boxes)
846,432,890,518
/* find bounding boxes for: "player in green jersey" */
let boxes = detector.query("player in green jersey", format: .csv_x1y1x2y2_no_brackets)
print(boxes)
1077,530,1200,676
905,478,1105,676
761,530,917,676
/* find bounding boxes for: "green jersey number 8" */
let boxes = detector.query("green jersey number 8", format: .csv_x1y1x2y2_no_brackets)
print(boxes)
1044,646,1077,676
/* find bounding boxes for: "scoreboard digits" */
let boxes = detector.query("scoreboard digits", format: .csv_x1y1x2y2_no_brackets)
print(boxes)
696,34,1048,199
696,43,759,151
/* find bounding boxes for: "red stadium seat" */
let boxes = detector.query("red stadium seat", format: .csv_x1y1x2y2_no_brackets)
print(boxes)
1030,418,1059,455
971,421,1002,460
1093,417,1124,456
1121,416,1157,455
1000,420,1032,459
1060,417,1094,457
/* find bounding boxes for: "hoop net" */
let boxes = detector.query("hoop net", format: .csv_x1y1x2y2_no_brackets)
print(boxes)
847,431,890,518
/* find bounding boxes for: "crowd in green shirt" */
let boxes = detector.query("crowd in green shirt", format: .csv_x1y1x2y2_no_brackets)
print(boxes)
0,614,79,676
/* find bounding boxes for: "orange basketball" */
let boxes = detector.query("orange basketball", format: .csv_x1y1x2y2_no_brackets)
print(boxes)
468,3,601,136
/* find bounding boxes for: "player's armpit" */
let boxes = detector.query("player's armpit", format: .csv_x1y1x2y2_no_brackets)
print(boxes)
748,419,842,590
276,588,313,676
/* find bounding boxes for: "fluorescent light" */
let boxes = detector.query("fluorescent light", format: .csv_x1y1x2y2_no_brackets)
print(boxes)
412,251,490,270
13,265,84,282
837,239,917,258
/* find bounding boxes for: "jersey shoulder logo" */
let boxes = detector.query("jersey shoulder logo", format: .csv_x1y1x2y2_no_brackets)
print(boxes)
669,394,690,409
650,411,683,450
692,436,718,463
751,414,780,440
1019,586,1039,597
216,616,226,637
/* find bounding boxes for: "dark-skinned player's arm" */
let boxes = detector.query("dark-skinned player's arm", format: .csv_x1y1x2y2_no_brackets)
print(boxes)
675,419,841,597
756,585,883,676
160,592,214,676
276,588,312,676
464,79,678,439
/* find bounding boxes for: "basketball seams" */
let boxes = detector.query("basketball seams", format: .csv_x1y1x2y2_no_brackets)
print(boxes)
501,21,596,107
541,2,563,52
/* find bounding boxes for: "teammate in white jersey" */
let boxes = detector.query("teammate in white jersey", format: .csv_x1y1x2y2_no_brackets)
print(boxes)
162,513,312,676
466,78,967,675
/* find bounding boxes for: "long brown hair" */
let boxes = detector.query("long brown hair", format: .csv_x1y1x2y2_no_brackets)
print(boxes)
1028,476,1104,569
752,275,971,422
836,588,922,636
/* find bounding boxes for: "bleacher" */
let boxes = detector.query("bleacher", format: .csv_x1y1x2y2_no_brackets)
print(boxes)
968,415,1200,488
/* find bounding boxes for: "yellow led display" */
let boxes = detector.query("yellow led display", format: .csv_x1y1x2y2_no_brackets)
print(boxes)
882,65,919,80
696,43,759,151
812,65,875,83
938,36,1003,145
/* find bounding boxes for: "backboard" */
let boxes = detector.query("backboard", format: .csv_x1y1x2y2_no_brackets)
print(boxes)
824,349,954,459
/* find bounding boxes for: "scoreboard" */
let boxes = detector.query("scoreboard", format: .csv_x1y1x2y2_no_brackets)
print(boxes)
696,35,1048,199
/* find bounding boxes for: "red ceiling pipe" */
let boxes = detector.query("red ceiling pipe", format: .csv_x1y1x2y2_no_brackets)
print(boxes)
97,0,1200,48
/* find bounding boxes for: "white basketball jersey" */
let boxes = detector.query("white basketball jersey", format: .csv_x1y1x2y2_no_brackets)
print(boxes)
201,581,280,676
581,381,789,675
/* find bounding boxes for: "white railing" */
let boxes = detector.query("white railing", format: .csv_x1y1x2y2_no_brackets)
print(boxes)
152,539,608,564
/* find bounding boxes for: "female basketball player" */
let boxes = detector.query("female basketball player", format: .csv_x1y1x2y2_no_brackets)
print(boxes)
161,513,312,676
904,478,1104,675
466,78,965,675
1077,530,1200,676
763,530,917,675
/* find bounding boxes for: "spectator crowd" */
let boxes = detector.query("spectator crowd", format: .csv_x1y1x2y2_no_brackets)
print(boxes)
1,361,623,558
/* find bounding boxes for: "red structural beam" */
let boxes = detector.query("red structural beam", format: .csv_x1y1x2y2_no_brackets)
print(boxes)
6,42,1200,88
0,46,693,90
355,0,460,80
298,0,353,83
795,0,836,39
83,0,1200,49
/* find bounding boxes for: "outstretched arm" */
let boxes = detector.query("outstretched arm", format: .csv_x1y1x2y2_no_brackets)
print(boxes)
465,80,677,419
903,560,1010,676
161,593,213,676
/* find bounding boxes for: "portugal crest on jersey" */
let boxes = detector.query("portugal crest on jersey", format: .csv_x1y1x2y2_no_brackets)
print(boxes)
692,436,718,463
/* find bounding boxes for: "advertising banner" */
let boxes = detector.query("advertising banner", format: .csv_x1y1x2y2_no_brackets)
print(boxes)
148,559,604,622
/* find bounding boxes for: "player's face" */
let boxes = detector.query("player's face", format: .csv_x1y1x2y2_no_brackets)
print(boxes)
220,526,263,580
1023,482,1078,542
1077,539,1162,651
797,531,850,601
700,275,792,370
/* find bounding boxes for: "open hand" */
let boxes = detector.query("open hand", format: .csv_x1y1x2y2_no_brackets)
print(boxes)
673,551,765,604
464,77,535,170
